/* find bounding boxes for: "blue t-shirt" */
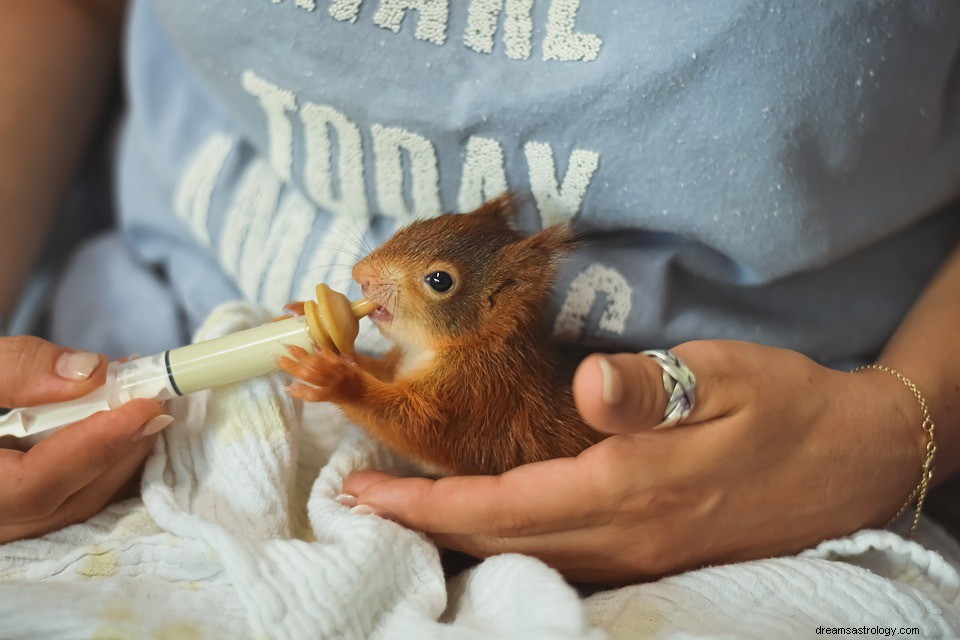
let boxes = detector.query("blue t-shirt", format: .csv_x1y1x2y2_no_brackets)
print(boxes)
54,0,960,367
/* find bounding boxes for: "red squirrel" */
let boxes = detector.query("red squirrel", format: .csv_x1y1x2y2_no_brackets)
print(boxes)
278,195,604,475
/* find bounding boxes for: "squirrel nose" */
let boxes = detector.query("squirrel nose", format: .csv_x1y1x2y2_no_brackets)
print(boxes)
356,275,374,299
353,267,368,289
353,263,386,299
356,275,371,292
353,264,378,292
352,262,370,288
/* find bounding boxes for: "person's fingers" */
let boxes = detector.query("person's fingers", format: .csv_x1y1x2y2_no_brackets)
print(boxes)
0,399,167,521
0,335,107,407
0,435,22,450
572,341,741,434
342,469,399,496
429,526,652,584
573,352,667,434
0,431,157,543
345,465,685,583
344,442,639,536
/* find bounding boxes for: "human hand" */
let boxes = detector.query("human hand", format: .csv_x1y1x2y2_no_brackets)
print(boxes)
0,336,169,543
341,340,924,583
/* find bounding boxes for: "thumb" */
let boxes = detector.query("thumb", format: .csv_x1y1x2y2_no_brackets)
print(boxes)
573,343,724,434
0,336,107,408
573,352,669,434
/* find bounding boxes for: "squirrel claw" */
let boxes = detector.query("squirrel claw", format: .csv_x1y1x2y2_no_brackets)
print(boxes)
277,344,352,395
284,301,306,317
287,382,332,403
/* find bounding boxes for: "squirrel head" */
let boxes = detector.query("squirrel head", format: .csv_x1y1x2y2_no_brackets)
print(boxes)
353,194,576,351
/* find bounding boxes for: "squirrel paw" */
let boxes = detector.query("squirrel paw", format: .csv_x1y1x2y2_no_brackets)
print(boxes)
277,344,355,402
283,301,306,317
269,301,306,323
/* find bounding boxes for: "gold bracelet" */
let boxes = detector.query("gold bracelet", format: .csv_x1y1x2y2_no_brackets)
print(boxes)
854,364,936,538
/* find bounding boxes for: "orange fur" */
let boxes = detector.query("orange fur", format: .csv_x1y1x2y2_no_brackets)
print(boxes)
280,194,604,475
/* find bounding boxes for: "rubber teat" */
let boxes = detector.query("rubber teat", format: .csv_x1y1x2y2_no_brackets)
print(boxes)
302,284,377,357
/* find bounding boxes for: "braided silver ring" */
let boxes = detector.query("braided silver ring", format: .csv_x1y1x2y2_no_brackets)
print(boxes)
641,349,696,429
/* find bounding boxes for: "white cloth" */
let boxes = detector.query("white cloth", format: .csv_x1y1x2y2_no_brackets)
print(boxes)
1,303,959,639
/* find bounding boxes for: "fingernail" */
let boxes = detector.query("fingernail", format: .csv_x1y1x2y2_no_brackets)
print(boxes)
350,504,377,516
335,493,358,508
133,414,174,441
598,357,623,406
56,352,101,381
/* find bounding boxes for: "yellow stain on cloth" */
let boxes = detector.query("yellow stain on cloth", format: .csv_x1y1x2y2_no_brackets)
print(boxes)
91,599,138,639
211,379,291,447
155,622,204,640
89,589,205,639
77,544,121,579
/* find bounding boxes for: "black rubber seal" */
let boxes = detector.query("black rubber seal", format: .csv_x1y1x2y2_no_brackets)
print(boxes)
165,350,183,396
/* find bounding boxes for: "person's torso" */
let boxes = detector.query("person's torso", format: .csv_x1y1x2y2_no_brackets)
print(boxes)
110,0,960,364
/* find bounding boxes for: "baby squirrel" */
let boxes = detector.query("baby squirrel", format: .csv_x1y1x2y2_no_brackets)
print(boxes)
279,195,604,475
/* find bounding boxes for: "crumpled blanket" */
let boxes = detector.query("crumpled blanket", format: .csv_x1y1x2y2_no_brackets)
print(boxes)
1,302,959,639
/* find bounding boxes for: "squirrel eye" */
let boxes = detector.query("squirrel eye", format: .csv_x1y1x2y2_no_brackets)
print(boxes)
424,271,455,293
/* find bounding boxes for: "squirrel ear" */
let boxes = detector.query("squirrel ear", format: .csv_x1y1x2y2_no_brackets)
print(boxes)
521,223,578,255
487,223,577,310
504,223,577,266
472,192,518,227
